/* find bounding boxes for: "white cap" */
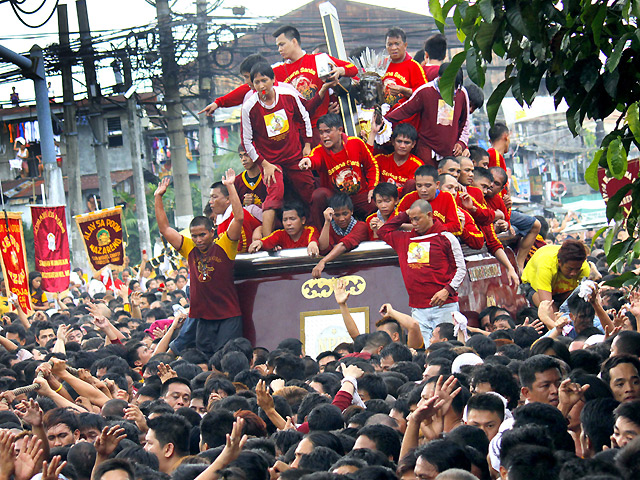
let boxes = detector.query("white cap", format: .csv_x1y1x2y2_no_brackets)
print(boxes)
452,352,483,373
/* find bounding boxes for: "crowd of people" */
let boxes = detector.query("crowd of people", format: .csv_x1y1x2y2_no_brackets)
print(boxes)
0,20,635,480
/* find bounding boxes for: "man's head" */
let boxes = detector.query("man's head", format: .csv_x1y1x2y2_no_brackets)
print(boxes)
465,84,484,113
471,167,492,196
250,62,276,95
437,173,460,196
281,201,307,239
199,409,235,451
175,275,187,290
328,193,354,230
457,157,475,186
488,122,510,150
4,323,26,346
408,200,434,235
161,378,192,410
376,317,402,343
488,166,507,197
144,414,190,473
43,408,80,448
353,424,401,462
317,113,344,151
566,293,596,335
372,183,399,219
189,216,216,253
362,331,393,356
519,354,562,407
612,331,640,357
438,157,461,179
414,165,439,202
93,458,135,480
125,341,153,369
34,321,56,348
431,323,455,344
391,123,417,157
465,393,505,440
238,144,256,172
468,146,489,168
580,398,619,456
273,25,302,61
209,181,230,216
414,439,471,480
557,239,587,280
600,354,640,403
385,27,407,62
424,34,447,63
379,342,412,371
239,53,268,85
612,400,640,448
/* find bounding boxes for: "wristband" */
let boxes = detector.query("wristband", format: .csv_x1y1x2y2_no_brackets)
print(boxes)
55,384,63,393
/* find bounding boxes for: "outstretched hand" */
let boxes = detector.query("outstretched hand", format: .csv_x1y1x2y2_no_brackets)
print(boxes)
154,177,171,197
222,168,237,186
94,425,126,458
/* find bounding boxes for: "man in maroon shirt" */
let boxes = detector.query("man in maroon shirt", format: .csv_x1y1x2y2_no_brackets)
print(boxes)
313,193,369,278
242,63,315,236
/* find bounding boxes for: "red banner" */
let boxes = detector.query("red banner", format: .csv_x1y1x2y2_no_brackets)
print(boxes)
0,212,32,313
31,206,71,292
75,206,125,273
598,159,639,218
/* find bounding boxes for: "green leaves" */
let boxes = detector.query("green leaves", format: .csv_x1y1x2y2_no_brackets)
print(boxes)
606,183,632,221
591,4,607,47
429,0,446,31
486,77,514,125
585,149,603,190
606,33,632,73
607,138,628,180
466,47,485,87
627,102,640,142
439,51,466,106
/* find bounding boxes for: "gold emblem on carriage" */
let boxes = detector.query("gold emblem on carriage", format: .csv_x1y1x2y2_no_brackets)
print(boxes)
301,275,367,299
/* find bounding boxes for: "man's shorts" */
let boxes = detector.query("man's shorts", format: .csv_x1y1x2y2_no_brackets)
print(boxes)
510,211,537,237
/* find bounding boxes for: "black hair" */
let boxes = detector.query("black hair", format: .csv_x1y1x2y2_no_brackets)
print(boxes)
581,398,619,453
317,113,343,130
489,166,508,187
435,322,456,341
189,215,214,231
161,377,191,397
391,122,417,142
221,351,250,379
468,145,489,163
273,25,301,44
528,337,571,365
379,342,412,363
466,334,497,358
413,49,425,63
356,424,401,462
600,354,640,386
250,62,275,82
488,122,509,143
466,392,505,421
43,407,79,432
372,182,399,201
4,323,26,340
200,409,235,449
424,33,447,61
358,373,388,400
501,444,558,480
93,458,135,480
415,439,471,474
328,193,353,212
465,83,484,111
470,363,521,410
281,202,306,222
414,165,438,181
116,445,159,470
385,27,406,43
473,166,492,183
512,402,575,452
146,414,190,456
519,354,562,389
273,352,305,381
615,399,640,427
614,331,640,356
307,404,344,431
310,373,341,397
240,54,268,74
446,424,490,456
298,446,342,472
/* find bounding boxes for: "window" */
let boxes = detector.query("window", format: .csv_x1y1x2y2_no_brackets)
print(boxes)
107,116,123,147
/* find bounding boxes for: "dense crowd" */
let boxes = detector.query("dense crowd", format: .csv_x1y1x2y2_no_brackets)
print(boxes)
0,19,635,480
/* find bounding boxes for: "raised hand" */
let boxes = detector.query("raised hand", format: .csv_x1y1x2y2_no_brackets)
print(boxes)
558,378,590,415
333,278,349,305
157,363,177,383
14,434,44,480
410,394,445,425
379,303,395,317
222,168,237,186
323,207,334,224
41,456,66,480
255,380,275,412
0,430,15,478
14,399,43,427
434,375,461,417
94,425,126,458
56,324,70,342
221,417,248,464
340,363,364,380
154,177,171,197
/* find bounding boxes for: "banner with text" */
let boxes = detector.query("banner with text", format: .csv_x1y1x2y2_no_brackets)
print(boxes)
74,206,125,273
31,206,71,292
0,211,32,313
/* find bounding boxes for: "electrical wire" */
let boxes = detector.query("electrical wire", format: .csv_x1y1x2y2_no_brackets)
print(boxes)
10,0,59,28
11,0,47,15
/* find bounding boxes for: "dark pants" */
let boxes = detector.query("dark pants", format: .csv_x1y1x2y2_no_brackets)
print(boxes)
169,315,243,357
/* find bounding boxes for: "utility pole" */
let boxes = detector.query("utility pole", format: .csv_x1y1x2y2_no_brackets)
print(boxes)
58,4,89,272
156,0,193,228
196,0,215,211
121,53,152,255
76,0,115,208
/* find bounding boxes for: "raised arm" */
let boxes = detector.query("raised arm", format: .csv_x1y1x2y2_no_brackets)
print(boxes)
334,279,360,339
221,168,244,242
380,303,424,349
154,177,183,250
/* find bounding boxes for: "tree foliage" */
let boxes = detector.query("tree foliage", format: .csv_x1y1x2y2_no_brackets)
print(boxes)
436,0,640,284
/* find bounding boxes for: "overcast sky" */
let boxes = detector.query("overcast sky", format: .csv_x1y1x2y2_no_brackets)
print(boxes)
1,0,429,103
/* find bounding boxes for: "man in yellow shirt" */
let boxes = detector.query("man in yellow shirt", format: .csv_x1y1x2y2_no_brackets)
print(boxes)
521,239,589,310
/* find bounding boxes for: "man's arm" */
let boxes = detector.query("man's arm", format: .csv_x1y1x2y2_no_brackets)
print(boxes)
334,279,361,339
377,211,409,246
318,208,334,252
385,85,427,124
313,243,346,279
221,169,244,242
380,303,424,349
154,178,183,250
492,248,520,287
